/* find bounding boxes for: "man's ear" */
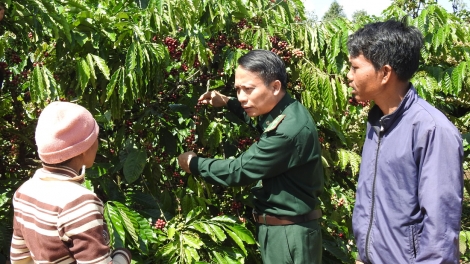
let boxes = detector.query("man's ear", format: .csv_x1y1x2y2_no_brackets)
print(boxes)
271,80,282,95
381,65,393,84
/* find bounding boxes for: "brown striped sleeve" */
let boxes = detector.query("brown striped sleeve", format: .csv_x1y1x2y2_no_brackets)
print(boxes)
58,194,112,263
10,232,33,264
111,248,132,264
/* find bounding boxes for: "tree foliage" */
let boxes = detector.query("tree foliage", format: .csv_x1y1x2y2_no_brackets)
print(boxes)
322,0,347,21
0,0,469,263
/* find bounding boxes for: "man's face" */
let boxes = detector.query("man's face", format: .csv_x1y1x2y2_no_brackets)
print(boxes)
82,138,99,168
234,66,280,117
347,54,384,102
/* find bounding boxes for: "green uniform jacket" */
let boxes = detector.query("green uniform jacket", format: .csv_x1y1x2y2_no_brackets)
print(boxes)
189,93,323,216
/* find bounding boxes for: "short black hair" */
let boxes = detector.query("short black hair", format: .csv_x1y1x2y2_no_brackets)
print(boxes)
237,49,287,90
347,18,424,82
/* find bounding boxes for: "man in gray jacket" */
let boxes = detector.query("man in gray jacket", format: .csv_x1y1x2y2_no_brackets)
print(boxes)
348,19,464,263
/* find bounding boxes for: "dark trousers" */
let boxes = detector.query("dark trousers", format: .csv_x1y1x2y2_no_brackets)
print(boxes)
257,219,322,264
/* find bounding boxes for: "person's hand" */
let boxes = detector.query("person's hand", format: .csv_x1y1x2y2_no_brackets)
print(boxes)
178,151,197,173
198,91,229,107
355,261,364,264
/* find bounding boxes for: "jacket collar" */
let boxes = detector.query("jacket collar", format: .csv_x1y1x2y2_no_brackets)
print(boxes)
258,92,295,131
368,84,418,135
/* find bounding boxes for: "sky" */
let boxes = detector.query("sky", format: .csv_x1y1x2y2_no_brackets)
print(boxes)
303,0,470,20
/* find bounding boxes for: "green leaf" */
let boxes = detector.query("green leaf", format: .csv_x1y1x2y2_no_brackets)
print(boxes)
337,148,361,176
211,215,238,224
328,117,346,145
86,54,97,88
126,42,137,73
225,224,256,244
114,202,139,243
123,148,147,183
459,231,468,254
106,68,121,100
185,206,203,224
157,241,178,259
208,223,226,242
442,72,452,94
186,246,200,262
167,226,176,239
92,54,111,80
104,203,126,248
181,195,197,215
77,58,91,92
204,121,222,151
31,66,46,102
182,232,203,249
451,62,466,95
119,68,128,102
224,227,247,255
194,222,224,243
212,251,228,264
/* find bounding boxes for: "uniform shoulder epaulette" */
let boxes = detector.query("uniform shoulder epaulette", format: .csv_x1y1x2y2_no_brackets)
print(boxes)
264,114,286,133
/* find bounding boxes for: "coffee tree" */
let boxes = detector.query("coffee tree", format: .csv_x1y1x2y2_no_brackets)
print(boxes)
0,0,469,263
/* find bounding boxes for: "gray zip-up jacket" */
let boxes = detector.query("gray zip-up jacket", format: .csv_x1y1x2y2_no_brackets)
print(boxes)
353,86,463,263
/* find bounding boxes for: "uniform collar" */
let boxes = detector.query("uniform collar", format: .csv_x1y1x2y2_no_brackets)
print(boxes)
368,84,418,135
258,92,295,131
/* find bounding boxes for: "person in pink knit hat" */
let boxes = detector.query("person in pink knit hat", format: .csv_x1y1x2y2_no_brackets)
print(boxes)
10,101,131,264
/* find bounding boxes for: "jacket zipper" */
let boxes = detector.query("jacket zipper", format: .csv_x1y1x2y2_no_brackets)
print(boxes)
365,123,384,263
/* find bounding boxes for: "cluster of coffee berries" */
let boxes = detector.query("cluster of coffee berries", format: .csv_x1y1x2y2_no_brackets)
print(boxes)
269,37,293,62
292,48,304,59
237,137,254,150
331,193,348,210
154,150,168,164
185,129,198,151
235,42,253,50
192,102,202,124
330,230,345,239
5,49,22,65
277,40,288,50
236,19,249,29
8,74,24,87
20,70,31,79
207,34,227,54
181,63,189,72
348,97,370,107
269,36,280,45
164,37,183,60
154,219,166,230
170,167,185,187
231,201,243,212
169,93,180,102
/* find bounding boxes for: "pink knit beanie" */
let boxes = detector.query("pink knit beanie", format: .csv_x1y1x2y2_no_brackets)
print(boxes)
35,101,99,164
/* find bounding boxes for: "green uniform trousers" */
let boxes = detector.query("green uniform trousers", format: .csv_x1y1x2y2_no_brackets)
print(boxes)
257,219,322,264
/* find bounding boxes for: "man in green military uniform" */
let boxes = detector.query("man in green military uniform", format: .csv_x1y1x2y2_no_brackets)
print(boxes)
177,50,324,263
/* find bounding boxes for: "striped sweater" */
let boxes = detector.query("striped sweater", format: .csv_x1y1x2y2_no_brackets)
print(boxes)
10,168,131,264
